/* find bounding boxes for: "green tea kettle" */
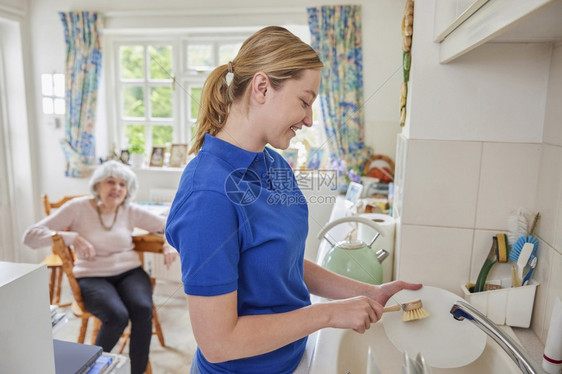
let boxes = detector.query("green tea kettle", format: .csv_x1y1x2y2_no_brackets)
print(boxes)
318,216,389,285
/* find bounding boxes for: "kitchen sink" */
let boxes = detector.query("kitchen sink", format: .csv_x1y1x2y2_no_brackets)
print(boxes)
308,317,521,373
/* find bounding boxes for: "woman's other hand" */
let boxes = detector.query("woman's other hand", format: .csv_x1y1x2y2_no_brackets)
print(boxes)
73,235,96,260
367,280,423,306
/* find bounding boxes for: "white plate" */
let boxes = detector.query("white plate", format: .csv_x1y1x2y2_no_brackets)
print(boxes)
381,286,486,368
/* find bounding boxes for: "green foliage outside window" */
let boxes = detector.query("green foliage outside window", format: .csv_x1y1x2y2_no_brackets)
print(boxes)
149,46,172,79
152,125,173,147
189,87,202,120
123,86,145,117
151,87,173,118
125,125,145,154
118,39,253,159
121,46,144,79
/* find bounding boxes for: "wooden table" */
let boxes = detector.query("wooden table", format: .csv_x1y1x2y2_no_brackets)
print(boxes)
132,233,165,254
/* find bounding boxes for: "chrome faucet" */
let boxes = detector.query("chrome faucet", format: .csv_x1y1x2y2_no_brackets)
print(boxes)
450,300,544,374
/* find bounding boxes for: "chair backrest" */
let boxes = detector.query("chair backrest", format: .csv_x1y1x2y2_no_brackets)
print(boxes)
42,194,85,216
51,233,86,311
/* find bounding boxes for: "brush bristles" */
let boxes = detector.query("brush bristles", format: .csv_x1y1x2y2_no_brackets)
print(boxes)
402,307,430,322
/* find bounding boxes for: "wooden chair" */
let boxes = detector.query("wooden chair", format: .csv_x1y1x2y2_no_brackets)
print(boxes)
51,233,165,374
41,194,85,306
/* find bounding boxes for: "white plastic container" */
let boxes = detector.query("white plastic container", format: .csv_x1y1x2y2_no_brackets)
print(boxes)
461,278,539,328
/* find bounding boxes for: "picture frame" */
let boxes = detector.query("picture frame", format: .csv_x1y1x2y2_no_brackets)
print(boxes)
306,148,324,170
345,181,364,206
120,149,130,164
169,143,188,167
283,148,298,169
149,146,165,167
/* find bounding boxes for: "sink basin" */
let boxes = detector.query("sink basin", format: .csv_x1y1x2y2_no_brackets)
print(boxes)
308,320,521,373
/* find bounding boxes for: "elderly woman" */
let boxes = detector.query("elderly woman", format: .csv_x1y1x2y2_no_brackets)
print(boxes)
23,160,176,374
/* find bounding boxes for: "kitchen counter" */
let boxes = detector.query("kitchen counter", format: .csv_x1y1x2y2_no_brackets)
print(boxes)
512,327,545,366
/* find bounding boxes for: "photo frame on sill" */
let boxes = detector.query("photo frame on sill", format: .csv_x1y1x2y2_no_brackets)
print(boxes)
306,148,324,170
169,143,188,167
149,146,165,167
345,181,363,207
283,148,298,169
120,149,130,164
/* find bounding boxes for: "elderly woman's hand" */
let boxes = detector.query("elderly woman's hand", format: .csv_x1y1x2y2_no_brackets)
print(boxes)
163,243,178,269
73,235,96,260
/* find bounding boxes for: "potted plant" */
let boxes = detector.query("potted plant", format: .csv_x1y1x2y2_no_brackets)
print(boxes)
128,132,145,168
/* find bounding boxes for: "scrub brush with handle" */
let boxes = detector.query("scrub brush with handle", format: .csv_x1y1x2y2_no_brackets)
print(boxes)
512,243,534,287
510,212,540,287
474,236,498,293
509,212,540,263
522,257,537,286
384,297,430,322
507,208,531,247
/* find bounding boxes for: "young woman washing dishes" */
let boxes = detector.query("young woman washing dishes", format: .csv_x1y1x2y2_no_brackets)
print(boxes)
165,26,422,374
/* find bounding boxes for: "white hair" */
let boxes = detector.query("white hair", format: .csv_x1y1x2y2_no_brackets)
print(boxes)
88,160,138,204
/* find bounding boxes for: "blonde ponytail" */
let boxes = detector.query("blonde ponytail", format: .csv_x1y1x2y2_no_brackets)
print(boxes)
189,65,232,154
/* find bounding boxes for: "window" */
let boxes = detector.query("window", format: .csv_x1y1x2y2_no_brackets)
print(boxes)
112,34,246,157
117,43,175,155
41,73,65,115
110,27,325,167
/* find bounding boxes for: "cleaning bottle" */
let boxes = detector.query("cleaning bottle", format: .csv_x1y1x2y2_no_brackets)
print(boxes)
543,297,562,374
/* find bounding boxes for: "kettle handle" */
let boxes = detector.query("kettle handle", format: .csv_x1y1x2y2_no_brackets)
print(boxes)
317,216,387,247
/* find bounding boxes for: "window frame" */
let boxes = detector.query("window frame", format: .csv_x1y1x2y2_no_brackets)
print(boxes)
110,37,180,155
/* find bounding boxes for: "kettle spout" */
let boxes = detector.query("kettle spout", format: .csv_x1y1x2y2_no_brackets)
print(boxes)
376,249,389,263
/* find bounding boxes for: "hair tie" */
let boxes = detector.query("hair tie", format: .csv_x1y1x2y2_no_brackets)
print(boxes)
227,61,233,73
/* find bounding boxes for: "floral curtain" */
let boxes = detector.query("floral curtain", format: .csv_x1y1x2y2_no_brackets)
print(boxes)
59,11,102,177
307,5,371,187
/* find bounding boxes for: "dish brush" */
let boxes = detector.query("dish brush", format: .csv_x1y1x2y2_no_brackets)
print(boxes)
507,208,531,247
522,256,538,286
512,243,534,287
509,212,540,263
474,236,498,292
496,233,509,263
384,298,430,322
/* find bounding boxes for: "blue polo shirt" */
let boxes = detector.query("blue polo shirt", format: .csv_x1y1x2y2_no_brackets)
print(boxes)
166,134,310,374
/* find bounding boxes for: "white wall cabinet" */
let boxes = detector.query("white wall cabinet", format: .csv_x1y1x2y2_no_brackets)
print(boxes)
0,262,55,374
436,0,562,63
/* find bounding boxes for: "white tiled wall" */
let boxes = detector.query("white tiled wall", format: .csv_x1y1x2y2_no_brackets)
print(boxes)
396,137,562,343
475,143,541,230
395,139,544,293
393,2,562,346
530,42,562,343
400,139,481,228
536,145,562,248
397,224,473,293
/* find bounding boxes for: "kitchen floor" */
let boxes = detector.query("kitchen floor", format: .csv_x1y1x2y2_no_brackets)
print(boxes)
53,280,196,373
